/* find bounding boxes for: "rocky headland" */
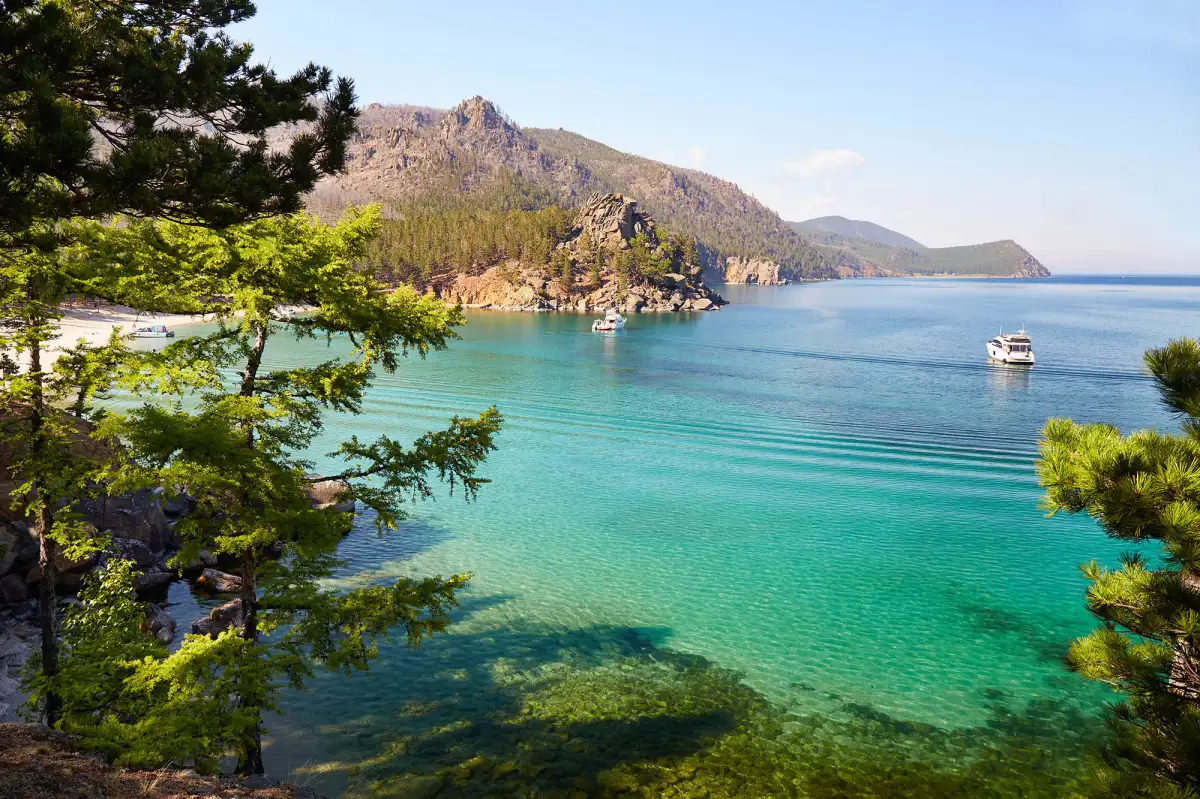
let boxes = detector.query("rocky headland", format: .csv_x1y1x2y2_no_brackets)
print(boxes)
431,192,726,314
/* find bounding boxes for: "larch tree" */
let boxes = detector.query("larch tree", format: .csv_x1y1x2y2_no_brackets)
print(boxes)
0,0,358,726
1038,338,1200,797
87,206,502,774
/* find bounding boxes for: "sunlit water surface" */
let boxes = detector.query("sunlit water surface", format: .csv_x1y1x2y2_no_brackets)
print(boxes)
154,276,1198,797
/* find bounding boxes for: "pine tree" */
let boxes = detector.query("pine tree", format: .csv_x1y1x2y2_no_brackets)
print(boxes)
1,0,357,248
90,206,502,773
1,0,359,726
1038,338,1200,796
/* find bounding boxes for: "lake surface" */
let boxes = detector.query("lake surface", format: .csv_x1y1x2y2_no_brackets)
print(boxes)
167,276,1199,797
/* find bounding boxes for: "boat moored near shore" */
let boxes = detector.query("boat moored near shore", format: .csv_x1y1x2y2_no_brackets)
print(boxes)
592,310,627,332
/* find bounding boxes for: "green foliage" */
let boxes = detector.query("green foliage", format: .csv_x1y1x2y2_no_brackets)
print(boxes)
366,206,573,287
528,128,841,279
0,0,357,249
82,206,503,772
1038,338,1200,797
31,559,272,773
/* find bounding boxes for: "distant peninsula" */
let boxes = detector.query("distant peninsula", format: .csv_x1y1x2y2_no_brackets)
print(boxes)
790,216,1050,280
277,96,1048,286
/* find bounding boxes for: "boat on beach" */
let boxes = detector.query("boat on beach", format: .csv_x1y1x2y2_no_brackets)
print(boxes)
986,328,1034,365
132,324,175,338
591,310,626,332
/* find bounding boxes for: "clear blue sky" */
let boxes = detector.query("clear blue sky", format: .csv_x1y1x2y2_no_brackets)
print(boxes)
233,0,1199,273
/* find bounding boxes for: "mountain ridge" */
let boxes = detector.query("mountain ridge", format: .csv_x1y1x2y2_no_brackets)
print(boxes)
788,218,1050,278
793,216,926,250
289,96,1047,282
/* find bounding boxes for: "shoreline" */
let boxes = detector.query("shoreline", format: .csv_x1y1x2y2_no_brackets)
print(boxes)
9,303,309,370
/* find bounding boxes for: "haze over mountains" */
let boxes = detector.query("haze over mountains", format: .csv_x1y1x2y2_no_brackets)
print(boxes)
791,217,1050,278
295,97,1048,282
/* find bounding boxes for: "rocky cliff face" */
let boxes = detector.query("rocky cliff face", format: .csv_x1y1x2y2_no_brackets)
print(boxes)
435,192,725,313
723,257,789,285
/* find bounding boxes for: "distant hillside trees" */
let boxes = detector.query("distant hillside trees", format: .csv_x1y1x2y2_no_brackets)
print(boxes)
366,207,573,287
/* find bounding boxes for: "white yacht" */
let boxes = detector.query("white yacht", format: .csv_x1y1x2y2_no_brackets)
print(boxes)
591,310,626,332
986,329,1034,365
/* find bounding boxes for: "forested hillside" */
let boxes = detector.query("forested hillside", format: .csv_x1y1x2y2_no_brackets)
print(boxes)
290,96,1047,282
299,97,842,281
790,219,1050,277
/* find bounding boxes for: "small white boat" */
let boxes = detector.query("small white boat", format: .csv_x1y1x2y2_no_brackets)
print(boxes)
133,324,175,339
986,328,1034,365
591,310,626,332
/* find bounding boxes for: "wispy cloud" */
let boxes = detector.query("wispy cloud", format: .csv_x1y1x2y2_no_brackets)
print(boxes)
686,146,707,169
800,195,838,213
785,149,865,178
1070,0,1200,51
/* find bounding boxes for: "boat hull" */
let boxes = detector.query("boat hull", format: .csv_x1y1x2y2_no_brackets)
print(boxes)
986,343,1033,364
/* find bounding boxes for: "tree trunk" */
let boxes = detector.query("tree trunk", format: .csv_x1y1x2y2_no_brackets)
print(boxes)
28,338,60,726
236,323,268,775
236,550,263,775
36,505,60,726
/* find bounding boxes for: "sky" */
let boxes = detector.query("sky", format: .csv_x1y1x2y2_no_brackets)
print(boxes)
232,0,1199,273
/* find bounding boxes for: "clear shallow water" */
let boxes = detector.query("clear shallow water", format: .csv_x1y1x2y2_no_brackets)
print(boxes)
163,276,1197,796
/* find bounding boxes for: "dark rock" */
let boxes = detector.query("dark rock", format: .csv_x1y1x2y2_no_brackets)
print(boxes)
107,537,156,569
142,603,176,644
195,568,241,593
191,598,244,637
0,575,27,604
160,492,194,517
134,568,175,593
76,489,173,554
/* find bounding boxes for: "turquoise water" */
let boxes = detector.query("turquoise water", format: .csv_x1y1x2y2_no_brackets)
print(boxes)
166,276,1197,796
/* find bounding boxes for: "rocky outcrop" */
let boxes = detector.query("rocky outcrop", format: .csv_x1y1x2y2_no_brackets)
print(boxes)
571,191,654,250
436,192,726,314
723,257,790,285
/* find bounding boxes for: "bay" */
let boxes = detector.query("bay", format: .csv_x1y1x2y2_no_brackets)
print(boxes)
163,275,1197,797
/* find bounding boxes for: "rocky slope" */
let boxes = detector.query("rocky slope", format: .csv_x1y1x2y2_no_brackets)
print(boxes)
275,96,1047,283
290,97,842,282
432,192,726,313
790,218,1050,277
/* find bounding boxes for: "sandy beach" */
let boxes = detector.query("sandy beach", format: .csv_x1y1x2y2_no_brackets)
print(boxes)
10,302,310,370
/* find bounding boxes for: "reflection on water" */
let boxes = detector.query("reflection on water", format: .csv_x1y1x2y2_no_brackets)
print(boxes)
987,361,1034,391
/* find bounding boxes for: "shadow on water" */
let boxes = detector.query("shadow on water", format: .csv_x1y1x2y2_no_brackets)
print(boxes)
265,596,1109,799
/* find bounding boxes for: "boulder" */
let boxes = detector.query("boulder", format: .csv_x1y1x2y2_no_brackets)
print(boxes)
0,527,18,577
134,568,174,593
305,477,354,513
106,537,157,569
0,575,27,604
142,603,176,644
160,492,194,518
692,297,714,311
76,489,172,555
191,598,244,637
195,568,242,593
